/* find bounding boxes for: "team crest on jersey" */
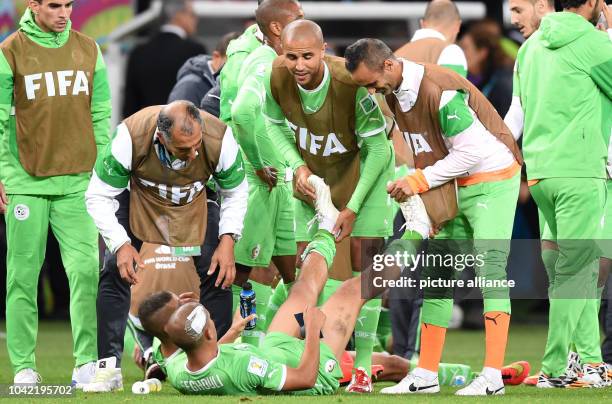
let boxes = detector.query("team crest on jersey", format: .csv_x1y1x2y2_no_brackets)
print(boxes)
325,359,336,373
247,356,268,377
359,94,377,115
14,204,29,221
251,244,261,259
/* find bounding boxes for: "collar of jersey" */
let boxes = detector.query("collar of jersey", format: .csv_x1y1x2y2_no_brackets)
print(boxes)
393,59,424,112
297,62,330,115
153,132,189,170
183,347,220,375
411,28,446,42
20,8,70,48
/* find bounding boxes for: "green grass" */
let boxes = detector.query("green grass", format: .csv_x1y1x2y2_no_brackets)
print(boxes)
0,322,608,403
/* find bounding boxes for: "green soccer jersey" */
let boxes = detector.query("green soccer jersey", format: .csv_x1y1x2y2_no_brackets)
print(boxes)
151,338,186,375
263,62,391,213
168,343,287,395
232,45,289,186
219,24,263,123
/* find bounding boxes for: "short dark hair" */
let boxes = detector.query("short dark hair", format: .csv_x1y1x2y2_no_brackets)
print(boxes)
138,291,174,332
255,0,300,37
559,0,588,8
344,38,395,73
157,101,202,139
215,31,240,56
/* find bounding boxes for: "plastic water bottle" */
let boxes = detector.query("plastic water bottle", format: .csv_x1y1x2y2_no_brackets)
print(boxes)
240,282,257,330
451,375,466,387
131,378,162,394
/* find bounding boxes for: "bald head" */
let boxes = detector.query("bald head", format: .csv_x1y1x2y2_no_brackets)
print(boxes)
421,0,462,43
165,302,211,352
281,19,324,48
256,0,303,39
157,100,202,140
423,0,461,24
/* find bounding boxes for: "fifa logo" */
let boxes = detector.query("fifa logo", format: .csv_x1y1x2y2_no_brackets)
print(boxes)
23,70,89,100
403,132,432,155
138,178,205,205
288,121,348,157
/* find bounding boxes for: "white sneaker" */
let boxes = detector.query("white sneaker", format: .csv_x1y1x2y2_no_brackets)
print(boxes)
380,371,440,394
14,369,41,384
72,361,96,389
82,357,123,393
399,195,431,239
580,364,604,387
307,175,339,234
455,373,504,396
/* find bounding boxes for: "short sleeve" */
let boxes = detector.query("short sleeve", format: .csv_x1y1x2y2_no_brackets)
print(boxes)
354,87,386,138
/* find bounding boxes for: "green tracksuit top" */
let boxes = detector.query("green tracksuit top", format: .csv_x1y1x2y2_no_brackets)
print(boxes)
514,12,612,180
0,9,111,195
219,24,263,124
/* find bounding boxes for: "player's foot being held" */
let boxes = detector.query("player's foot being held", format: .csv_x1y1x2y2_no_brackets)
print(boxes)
72,361,96,389
307,175,339,234
345,367,373,393
399,195,431,239
456,373,504,396
82,357,123,393
13,368,41,385
502,361,531,385
380,370,440,394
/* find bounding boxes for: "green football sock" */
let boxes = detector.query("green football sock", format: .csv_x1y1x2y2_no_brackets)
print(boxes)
301,230,336,268
353,269,381,375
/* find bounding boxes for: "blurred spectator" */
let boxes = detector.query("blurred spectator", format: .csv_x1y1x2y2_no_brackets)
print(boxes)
395,0,467,76
168,31,240,106
123,0,206,117
460,19,514,116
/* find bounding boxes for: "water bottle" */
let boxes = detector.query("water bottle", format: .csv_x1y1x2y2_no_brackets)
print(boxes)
240,282,257,330
131,378,162,394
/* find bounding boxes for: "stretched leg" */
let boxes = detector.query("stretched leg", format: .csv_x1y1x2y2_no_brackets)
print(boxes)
267,230,335,337
351,237,384,376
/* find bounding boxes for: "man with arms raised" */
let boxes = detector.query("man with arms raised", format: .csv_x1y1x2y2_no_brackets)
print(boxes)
264,20,394,392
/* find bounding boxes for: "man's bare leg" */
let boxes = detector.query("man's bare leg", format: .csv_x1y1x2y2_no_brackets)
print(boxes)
267,231,336,337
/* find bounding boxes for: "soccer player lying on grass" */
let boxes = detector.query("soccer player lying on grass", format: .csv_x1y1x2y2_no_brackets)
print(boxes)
160,170,427,396
136,291,257,378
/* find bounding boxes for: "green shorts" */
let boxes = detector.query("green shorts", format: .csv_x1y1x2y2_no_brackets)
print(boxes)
235,183,296,267
294,156,394,242
261,332,342,395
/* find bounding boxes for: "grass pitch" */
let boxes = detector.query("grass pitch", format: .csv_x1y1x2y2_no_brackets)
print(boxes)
0,322,609,403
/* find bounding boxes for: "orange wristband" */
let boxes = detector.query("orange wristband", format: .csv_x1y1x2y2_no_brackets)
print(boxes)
404,169,430,194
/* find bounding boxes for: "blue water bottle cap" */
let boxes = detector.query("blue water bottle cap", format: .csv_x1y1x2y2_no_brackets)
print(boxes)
242,282,252,291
